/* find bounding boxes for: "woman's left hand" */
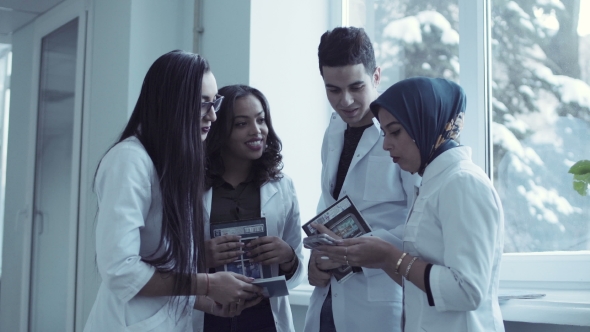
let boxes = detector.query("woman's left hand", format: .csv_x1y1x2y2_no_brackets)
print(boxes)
317,236,398,270
246,236,294,266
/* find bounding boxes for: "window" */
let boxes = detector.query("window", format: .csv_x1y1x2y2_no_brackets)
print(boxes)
491,0,590,253
349,0,459,86
352,0,589,264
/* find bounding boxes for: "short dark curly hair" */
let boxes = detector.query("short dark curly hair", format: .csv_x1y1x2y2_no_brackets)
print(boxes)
318,26,376,76
205,84,283,188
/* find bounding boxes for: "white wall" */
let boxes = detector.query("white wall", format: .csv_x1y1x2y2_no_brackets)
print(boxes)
127,0,195,116
200,0,251,86
199,0,333,225
250,0,332,224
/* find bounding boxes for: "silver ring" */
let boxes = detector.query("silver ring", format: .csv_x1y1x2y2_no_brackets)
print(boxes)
345,247,348,255
344,255,347,265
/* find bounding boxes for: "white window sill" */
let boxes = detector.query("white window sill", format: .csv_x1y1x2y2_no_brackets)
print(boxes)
499,288,590,326
289,284,590,327
289,283,314,306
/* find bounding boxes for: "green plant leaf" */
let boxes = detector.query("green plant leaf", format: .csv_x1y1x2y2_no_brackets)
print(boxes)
568,160,590,175
573,173,590,196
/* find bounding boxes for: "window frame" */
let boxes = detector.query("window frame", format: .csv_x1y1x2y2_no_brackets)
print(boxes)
458,0,590,289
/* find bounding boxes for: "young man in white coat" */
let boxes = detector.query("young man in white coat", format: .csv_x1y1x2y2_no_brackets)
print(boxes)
303,27,419,332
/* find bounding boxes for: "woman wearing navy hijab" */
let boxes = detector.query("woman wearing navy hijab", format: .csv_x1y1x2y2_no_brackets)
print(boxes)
317,77,505,331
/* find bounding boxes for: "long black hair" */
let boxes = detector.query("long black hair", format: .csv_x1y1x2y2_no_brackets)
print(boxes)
205,84,283,188
114,50,208,305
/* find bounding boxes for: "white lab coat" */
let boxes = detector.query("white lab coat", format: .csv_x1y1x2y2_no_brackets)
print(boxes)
403,146,504,332
85,137,196,332
304,113,420,332
192,174,306,332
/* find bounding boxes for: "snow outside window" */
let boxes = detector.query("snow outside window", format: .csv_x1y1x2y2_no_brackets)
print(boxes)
491,0,590,253
347,0,589,279
348,0,460,87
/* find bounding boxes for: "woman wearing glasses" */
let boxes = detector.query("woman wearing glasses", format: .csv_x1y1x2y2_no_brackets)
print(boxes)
84,51,261,332
193,84,305,332
200,91,222,141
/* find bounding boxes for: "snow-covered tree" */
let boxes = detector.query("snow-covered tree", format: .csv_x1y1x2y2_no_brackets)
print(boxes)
372,0,590,252
373,1,459,86
491,0,589,251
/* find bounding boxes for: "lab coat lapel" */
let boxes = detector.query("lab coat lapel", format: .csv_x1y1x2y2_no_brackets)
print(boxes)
260,181,278,236
346,120,380,179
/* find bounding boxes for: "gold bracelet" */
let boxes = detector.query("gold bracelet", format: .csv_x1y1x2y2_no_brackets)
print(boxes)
404,257,419,279
394,252,407,274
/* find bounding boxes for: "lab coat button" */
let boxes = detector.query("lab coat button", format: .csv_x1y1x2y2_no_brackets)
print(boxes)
356,154,360,157
334,293,337,297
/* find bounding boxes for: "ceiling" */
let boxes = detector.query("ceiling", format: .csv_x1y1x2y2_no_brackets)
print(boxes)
0,0,66,43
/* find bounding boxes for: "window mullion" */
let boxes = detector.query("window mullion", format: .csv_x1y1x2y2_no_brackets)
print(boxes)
458,0,492,175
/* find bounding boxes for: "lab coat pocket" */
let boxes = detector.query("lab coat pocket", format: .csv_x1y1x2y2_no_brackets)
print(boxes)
126,302,170,332
363,156,405,202
367,269,400,302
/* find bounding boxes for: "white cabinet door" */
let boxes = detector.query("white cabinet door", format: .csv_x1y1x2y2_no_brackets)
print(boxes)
29,16,83,332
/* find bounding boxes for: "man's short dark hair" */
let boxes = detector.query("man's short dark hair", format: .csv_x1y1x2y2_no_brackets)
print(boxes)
318,27,376,76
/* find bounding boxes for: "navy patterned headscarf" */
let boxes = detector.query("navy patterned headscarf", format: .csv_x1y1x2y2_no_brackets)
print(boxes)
370,77,466,176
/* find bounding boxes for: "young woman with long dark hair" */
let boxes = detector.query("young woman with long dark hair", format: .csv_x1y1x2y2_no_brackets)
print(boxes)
84,51,261,332
192,85,305,332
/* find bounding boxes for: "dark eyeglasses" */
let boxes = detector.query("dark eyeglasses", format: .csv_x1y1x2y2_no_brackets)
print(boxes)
201,95,224,117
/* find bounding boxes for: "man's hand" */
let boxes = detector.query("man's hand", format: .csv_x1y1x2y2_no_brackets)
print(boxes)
308,250,338,287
